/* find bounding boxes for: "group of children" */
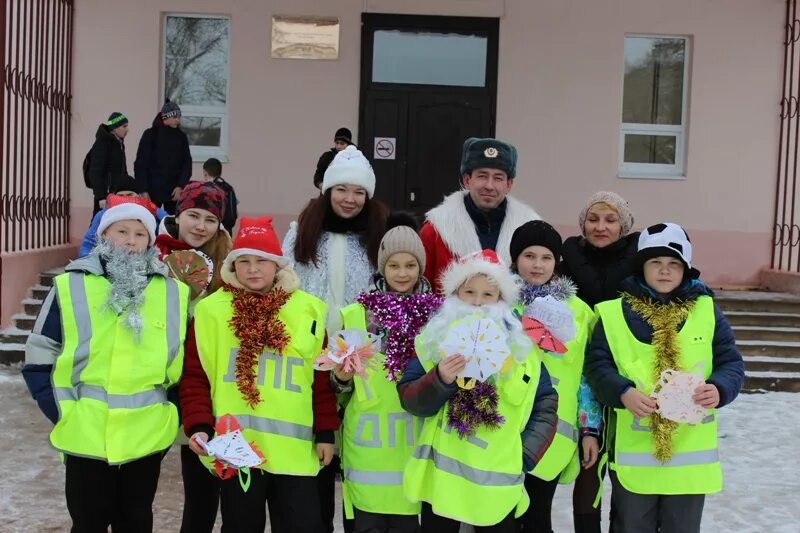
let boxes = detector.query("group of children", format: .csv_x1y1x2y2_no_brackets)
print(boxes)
23,178,743,532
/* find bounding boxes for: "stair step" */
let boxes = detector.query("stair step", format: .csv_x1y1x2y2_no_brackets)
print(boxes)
733,326,800,342
736,340,800,358
716,290,800,314
743,371,800,393
0,343,25,364
11,313,35,331
0,326,30,344
39,269,63,287
743,355,800,372
30,284,51,301
725,311,800,328
22,297,43,316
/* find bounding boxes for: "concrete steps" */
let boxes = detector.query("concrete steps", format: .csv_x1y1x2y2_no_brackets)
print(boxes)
0,268,62,364
716,290,800,392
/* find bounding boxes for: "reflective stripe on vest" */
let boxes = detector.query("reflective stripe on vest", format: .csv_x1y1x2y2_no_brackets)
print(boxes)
50,271,188,464
596,295,722,495
557,418,579,443
340,302,421,518
412,445,525,487
194,288,326,477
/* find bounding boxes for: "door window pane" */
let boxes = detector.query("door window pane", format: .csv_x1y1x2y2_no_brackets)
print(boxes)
372,30,487,87
622,37,685,125
623,134,677,164
181,116,222,147
165,16,229,106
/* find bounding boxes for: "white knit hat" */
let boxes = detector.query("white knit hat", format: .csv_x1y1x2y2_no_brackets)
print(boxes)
440,249,520,302
96,195,157,244
321,145,376,198
636,222,694,269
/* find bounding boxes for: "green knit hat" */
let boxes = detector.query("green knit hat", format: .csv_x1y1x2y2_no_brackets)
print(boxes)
105,112,128,130
460,137,518,178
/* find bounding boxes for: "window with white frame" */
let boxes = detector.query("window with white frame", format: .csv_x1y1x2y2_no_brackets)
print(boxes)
619,35,689,178
163,14,229,161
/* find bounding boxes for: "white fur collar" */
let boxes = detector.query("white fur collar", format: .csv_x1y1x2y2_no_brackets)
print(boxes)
425,191,540,264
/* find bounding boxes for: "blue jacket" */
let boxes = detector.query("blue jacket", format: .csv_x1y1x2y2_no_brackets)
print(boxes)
398,356,558,472
80,206,168,256
584,277,744,410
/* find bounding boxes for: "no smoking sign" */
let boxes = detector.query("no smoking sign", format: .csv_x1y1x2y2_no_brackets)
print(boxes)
373,137,396,160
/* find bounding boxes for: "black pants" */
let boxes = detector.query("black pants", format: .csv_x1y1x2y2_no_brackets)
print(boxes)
219,469,324,533
318,455,355,533
520,474,559,532
180,444,221,533
353,507,419,533
156,200,177,215
609,472,704,533
65,452,162,533
420,502,517,532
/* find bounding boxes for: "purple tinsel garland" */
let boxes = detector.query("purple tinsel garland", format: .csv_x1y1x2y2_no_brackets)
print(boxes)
356,291,443,381
447,381,505,438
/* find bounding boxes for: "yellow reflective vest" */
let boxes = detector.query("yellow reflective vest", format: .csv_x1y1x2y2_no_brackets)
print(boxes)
50,271,189,464
340,303,422,518
193,288,327,476
403,331,541,526
596,295,722,495
521,295,594,483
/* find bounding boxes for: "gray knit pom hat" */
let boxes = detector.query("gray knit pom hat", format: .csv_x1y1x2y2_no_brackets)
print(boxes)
578,191,634,237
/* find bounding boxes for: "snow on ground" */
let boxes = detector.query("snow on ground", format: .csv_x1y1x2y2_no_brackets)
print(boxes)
1,364,797,532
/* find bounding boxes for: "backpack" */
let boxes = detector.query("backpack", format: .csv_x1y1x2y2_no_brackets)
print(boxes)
82,150,92,188
213,177,239,234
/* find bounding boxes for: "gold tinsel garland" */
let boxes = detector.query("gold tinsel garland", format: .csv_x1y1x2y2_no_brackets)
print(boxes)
227,286,290,408
623,292,695,463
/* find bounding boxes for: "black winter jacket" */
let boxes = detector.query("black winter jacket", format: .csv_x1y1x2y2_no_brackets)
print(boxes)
560,232,640,307
134,115,192,203
313,148,337,188
89,124,129,200
584,277,745,411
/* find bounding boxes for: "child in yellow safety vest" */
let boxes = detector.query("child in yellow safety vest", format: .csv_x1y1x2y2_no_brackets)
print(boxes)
398,249,559,532
179,216,340,533
508,220,599,533
22,195,190,532
584,223,744,533
329,213,443,533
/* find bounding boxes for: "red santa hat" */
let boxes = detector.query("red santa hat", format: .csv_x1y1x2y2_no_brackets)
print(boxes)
96,194,158,244
221,217,288,286
439,249,520,302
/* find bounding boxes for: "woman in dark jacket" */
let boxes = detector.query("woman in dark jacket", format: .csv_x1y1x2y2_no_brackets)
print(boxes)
559,191,639,533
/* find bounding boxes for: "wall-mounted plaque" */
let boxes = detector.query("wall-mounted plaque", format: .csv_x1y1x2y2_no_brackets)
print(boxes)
271,16,340,60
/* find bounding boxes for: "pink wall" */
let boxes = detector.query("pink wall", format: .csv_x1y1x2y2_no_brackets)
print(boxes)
67,0,784,287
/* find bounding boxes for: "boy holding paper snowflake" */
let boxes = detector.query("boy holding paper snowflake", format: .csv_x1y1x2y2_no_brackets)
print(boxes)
507,220,598,533
584,223,744,533
327,213,442,533
179,217,339,533
398,249,558,532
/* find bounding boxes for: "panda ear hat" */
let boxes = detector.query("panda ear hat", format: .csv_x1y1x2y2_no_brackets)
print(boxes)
635,222,700,279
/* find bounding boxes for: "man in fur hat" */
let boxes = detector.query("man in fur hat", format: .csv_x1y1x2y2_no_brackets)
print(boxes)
420,137,540,293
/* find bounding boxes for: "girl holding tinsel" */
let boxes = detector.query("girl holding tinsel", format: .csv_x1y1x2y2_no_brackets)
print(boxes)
584,223,743,533
507,220,597,533
154,180,231,533
179,217,339,533
329,214,442,533
398,250,558,532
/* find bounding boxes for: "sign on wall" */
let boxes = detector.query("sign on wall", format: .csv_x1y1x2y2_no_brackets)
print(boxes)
373,137,396,160
271,16,340,60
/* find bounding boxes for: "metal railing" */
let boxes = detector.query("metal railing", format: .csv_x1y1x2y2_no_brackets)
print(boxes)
1,0,73,254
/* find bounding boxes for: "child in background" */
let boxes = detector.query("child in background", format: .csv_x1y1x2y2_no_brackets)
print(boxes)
201,157,239,235
332,214,442,533
180,217,339,533
22,195,189,531
584,223,744,533
398,250,558,532
507,220,598,533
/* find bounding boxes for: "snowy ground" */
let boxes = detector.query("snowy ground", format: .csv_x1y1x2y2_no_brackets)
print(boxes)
1,365,797,532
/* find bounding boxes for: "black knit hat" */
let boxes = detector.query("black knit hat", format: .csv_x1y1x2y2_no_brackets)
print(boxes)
334,127,353,144
460,137,518,178
161,100,181,119
105,112,128,130
510,220,563,265
109,173,140,194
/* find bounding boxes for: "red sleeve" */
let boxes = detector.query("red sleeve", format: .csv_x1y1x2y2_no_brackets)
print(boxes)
312,369,340,433
179,321,215,437
419,222,440,293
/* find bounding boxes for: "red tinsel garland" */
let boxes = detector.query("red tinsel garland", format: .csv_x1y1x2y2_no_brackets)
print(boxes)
227,286,290,407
